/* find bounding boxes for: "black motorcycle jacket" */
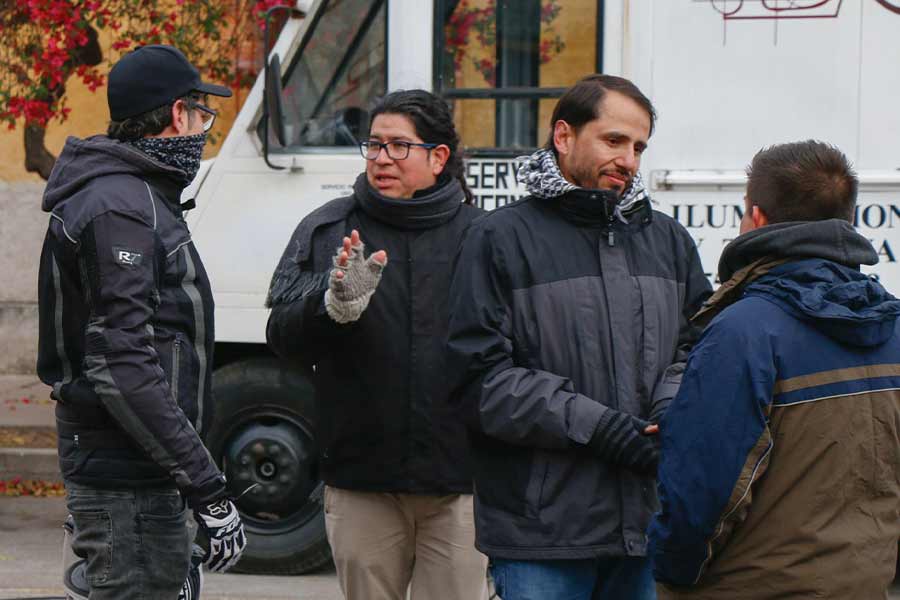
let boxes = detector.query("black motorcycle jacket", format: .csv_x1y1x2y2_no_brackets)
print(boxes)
37,135,225,507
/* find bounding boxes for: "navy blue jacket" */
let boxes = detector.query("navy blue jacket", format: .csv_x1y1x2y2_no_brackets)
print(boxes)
649,220,900,599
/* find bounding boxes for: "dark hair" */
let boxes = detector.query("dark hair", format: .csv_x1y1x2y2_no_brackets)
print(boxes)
746,140,858,224
370,89,473,204
544,74,656,152
107,94,198,141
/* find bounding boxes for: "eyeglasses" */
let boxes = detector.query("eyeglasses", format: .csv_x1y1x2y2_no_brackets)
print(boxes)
184,97,218,132
359,140,438,161
193,103,217,132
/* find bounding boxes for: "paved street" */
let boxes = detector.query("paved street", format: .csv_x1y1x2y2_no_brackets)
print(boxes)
0,497,341,600
1,496,898,600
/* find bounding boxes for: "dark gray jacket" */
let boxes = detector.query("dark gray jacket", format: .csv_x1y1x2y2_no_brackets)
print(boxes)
447,190,711,559
37,135,225,508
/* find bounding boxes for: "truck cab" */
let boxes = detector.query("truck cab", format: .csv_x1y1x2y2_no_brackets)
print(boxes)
186,0,900,573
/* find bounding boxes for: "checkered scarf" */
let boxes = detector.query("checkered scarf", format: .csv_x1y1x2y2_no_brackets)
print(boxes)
516,148,650,222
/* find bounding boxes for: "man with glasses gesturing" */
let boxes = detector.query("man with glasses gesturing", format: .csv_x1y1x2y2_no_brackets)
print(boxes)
37,45,244,599
267,90,488,600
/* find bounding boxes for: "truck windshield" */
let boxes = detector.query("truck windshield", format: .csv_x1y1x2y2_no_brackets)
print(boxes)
436,0,604,153
263,0,387,150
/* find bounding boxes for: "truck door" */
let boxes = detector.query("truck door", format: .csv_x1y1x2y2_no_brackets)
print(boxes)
190,0,387,344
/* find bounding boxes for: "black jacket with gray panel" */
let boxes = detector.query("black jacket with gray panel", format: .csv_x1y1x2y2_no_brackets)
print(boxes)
36,135,225,508
447,190,711,560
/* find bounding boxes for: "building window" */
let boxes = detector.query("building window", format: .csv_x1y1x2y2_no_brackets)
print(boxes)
435,0,603,153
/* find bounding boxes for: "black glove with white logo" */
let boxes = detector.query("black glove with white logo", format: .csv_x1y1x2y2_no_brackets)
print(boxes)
194,498,246,573
589,409,659,475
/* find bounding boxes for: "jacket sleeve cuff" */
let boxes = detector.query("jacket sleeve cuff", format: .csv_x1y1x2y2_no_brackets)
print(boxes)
183,473,228,510
652,547,705,587
586,403,619,453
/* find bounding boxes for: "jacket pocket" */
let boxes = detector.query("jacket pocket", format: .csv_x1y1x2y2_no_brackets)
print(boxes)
471,434,539,518
155,328,195,418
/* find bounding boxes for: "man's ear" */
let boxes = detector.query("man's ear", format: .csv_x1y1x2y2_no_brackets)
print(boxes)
151,100,189,138
172,99,194,136
430,144,451,176
752,205,770,228
552,120,574,158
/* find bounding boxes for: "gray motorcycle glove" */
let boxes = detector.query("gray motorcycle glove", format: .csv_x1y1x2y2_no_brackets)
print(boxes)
324,238,387,324
589,409,659,475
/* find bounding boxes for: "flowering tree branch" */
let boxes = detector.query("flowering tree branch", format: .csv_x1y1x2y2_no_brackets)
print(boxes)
0,0,293,180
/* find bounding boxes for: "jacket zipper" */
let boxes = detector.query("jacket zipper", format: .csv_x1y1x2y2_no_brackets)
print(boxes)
171,337,181,404
407,236,415,488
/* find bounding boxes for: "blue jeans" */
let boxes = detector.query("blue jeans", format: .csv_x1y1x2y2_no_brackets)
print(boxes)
490,557,656,600
65,481,192,600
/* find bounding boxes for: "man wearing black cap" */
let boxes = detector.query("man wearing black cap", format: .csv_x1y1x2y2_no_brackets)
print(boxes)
37,45,245,599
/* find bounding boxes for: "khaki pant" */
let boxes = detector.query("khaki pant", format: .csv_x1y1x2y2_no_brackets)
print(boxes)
324,486,489,600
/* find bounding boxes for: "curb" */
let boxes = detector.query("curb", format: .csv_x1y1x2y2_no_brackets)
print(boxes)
0,447,60,482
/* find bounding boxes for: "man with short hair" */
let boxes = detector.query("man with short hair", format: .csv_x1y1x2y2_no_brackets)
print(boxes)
37,45,245,599
648,140,900,599
447,74,711,599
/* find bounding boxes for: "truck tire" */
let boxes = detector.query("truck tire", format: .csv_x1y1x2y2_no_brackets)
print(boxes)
205,358,332,575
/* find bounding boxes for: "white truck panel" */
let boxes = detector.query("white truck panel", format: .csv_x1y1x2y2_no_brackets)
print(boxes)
192,0,900,344
638,2,863,169
631,1,900,291
387,0,433,91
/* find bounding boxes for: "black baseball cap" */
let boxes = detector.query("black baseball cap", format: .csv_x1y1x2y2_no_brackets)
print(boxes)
108,44,232,121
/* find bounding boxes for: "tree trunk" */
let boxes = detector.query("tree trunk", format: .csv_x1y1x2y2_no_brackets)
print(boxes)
22,25,102,181
23,124,57,180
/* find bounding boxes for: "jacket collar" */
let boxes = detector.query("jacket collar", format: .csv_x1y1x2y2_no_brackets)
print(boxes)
554,187,653,232
698,219,880,327
718,219,877,281
692,257,790,327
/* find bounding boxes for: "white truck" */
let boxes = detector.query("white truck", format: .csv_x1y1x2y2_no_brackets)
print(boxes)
184,0,900,574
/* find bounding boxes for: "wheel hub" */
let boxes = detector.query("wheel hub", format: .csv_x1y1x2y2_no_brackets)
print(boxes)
223,420,315,516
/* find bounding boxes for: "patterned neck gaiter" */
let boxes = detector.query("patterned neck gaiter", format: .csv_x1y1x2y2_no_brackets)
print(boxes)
129,133,207,181
516,147,650,223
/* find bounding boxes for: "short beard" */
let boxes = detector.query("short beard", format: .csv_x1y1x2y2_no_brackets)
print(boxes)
571,164,626,196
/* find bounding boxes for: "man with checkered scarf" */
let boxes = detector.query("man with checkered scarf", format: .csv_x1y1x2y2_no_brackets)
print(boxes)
447,74,712,599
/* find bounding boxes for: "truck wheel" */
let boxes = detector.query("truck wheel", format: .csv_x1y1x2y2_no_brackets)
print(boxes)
206,358,331,575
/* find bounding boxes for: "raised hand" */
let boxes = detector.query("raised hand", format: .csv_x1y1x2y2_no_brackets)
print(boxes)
325,229,388,324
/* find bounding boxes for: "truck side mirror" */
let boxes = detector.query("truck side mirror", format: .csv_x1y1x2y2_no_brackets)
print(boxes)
266,53,287,147
262,4,304,170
